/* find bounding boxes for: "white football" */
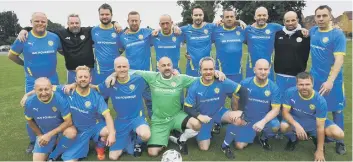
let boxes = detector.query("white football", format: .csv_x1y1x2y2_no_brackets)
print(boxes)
161,149,182,162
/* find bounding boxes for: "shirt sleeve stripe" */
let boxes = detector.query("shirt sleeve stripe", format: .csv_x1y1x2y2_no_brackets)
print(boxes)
334,52,346,56
271,104,281,109
316,118,326,121
62,113,71,120
25,115,32,120
101,109,110,115
184,103,193,107
232,93,240,99
234,84,241,94
96,86,101,93
9,49,20,56
283,104,291,109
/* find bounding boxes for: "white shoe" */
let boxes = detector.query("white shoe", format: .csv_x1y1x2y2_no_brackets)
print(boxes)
169,135,178,144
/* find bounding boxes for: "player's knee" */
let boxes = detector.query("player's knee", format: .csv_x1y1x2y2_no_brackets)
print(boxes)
325,125,344,140
199,144,209,151
33,153,47,161
148,148,160,157
235,142,247,150
332,128,345,140
192,119,202,131
63,126,77,139
140,130,151,142
280,122,290,133
109,151,122,160
272,127,279,133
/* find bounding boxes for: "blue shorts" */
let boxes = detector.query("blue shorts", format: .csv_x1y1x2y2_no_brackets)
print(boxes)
33,134,61,154
186,61,199,77
196,107,228,141
276,74,297,94
226,74,242,83
25,72,59,93
282,119,335,137
61,122,106,161
110,116,148,151
232,118,280,143
246,61,275,81
313,78,345,111
93,69,114,85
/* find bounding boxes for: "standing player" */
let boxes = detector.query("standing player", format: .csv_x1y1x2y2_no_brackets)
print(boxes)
152,14,184,72
181,57,247,159
24,78,76,161
106,57,229,156
17,14,122,84
180,6,216,77
309,5,347,154
91,3,121,86
58,66,116,161
245,7,282,80
222,59,281,151
213,8,245,83
8,12,62,153
281,72,344,161
96,57,151,159
274,11,310,94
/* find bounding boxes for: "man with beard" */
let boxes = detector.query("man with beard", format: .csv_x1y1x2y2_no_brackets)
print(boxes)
17,13,122,84
274,11,310,94
280,72,344,161
8,12,62,153
225,59,281,151
23,78,76,161
309,5,347,154
105,57,231,156
59,66,116,161
92,3,122,86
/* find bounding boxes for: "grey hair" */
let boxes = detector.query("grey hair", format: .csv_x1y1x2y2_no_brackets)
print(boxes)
199,57,215,69
67,13,80,22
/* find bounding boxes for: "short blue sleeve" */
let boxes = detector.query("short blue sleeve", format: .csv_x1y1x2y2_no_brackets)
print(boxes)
10,39,24,56
184,82,197,107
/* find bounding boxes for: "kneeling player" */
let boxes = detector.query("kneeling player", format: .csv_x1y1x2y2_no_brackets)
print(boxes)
280,72,344,161
23,78,76,161
222,59,281,151
96,57,151,159
175,57,247,159
57,66,116,161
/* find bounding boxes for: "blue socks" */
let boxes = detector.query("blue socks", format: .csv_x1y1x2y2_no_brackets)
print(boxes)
26,123,36,143
222,125,236,148
49,136,74,160
332,111,344,144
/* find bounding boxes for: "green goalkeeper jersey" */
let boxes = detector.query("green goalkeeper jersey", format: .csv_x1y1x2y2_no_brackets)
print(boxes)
135,71,196,119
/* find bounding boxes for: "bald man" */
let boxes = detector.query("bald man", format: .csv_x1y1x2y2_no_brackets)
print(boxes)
106,56,228,156
23,77,76,161
274,11,310,95
224,59,281,151
152,14,184,72
8,12,62,153
94,56,151,159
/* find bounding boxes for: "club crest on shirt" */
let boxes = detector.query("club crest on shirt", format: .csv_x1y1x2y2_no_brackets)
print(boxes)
322,37,329,43
204,29,208,34
129,84,135,90
85,101,91,108
214,88,220,94
111,33,117,38
172,36,177,42
52,107,57,112
309,104,316,110
80,35,85,40
138,34,144,40
171,82,177,87
236,31,240,36
264,90,271,97
296,37,302,42
48,40,54,46
265,29,271,34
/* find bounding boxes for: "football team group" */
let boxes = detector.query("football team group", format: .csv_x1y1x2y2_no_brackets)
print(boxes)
7,2,347,162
